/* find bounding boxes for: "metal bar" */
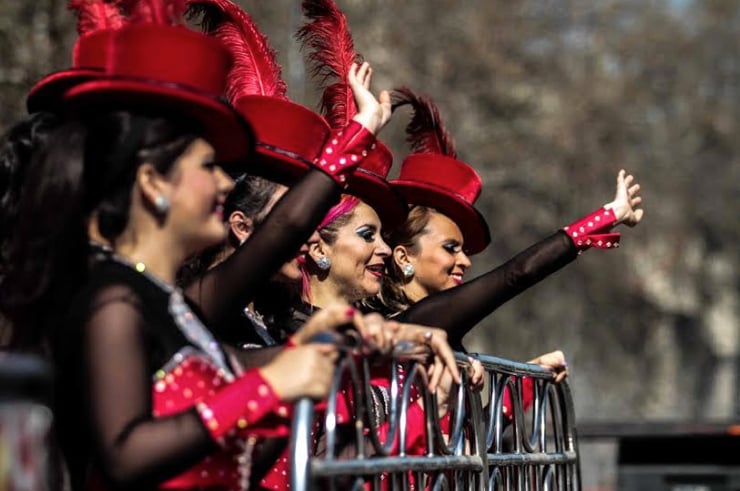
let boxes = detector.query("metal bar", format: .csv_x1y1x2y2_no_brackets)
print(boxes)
312,456,484,475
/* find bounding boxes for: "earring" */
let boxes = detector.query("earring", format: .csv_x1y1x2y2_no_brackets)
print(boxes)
154,195,170,215
402,263,415,279
316,256,332,271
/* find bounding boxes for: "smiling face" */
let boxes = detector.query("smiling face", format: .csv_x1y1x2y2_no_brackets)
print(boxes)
165,138,234,254
311,200,391,303
402,210,472,299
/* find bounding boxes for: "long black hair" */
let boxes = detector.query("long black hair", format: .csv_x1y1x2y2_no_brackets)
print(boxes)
0,110,201,351
0,113,61,274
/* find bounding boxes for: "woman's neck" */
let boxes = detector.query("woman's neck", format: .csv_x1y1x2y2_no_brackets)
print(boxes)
401,282,428,305
306,277,348,309
115,230,185,285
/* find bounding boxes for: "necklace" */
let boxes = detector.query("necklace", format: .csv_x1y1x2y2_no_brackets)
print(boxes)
108,254,233,377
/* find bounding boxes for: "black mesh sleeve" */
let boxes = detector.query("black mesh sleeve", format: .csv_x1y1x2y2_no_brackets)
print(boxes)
395,231,578,348
184,170,340,330
78,287,217,489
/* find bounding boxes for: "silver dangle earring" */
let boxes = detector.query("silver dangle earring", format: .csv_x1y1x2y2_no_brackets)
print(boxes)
154,195,170,215
402,263,415,279
316,256,332,271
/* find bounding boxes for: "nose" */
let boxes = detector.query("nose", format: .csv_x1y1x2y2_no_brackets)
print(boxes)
376,236,392,257
458,250,472,270
216,167,235,194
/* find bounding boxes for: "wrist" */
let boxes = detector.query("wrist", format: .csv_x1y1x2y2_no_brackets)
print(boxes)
351,113,378,135
313,121,376,186
258,365,288,400
603,200,626,224
564,206,620,252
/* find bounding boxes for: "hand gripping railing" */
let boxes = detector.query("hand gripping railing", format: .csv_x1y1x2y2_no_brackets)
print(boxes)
290,350,581,491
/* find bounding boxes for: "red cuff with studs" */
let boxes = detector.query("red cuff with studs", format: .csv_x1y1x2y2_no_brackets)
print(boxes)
195,369,284,444
313,120,376,186
563,207,620,252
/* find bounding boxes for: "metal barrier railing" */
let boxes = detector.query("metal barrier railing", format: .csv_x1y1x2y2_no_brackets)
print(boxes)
290,351,581,491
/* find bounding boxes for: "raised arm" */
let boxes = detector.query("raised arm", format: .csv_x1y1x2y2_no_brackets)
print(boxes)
185,62,391,329
396,169,644,348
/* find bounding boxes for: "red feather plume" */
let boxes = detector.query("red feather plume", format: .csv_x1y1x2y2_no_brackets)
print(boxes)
392,87,458,158
188,0,287,101
68,0,126,34
297,0,359,129
120,0,189,24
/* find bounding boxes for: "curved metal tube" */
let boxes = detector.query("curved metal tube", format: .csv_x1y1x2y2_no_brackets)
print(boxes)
290,348,581,490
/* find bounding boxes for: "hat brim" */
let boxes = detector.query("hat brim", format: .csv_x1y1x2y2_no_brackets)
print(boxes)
27,69,102,114
233,97,331,186
391,180,491,254
64,78,253,165
251,144,312,186
349,169,408,231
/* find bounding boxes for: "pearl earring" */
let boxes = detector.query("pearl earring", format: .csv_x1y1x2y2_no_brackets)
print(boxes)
154,195,170,215
402,263,415,278
316,256,332,271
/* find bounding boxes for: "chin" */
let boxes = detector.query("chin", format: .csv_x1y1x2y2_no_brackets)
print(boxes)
442,281,459,291
198,225,228,248
278,263,303,283
361,283,381,299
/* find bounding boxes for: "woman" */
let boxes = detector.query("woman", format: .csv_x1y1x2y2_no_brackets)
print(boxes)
3,14,361,491
181,0,406,353
380,89,643,352
183,0,458,374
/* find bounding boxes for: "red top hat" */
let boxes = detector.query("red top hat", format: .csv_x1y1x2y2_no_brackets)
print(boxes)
298,0,407,229
391,88,491,255
192,0,331,184
345,141,407,230
64,23,252,163
26,1,126,114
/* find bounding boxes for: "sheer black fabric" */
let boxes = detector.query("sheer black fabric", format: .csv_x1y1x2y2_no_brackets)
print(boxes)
394,231,578,350
54,261,224,490
184,170,340,332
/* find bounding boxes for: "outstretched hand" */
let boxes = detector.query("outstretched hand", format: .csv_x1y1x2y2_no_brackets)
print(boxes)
349,61,392,136
607,169,644,227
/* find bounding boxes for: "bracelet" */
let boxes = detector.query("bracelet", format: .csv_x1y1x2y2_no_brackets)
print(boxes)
313,120,376,186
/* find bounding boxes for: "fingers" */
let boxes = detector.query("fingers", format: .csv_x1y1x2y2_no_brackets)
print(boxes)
553,368,569,383
293,302,355,344
363,66,372,90
347,62,359,85
355,61,370,83
348,61,371,93
314,343,340,363
530,350,569,384
377,90,392,127
428,356,445,393
468,358,485,390
356,313,391,353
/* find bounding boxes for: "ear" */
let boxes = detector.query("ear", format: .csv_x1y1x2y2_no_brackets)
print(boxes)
393,245,414,269
136,163,171,209
307,239,328,263
228,211,254,244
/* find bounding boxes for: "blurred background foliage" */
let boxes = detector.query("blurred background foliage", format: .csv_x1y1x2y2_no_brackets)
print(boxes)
0,0,737,425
